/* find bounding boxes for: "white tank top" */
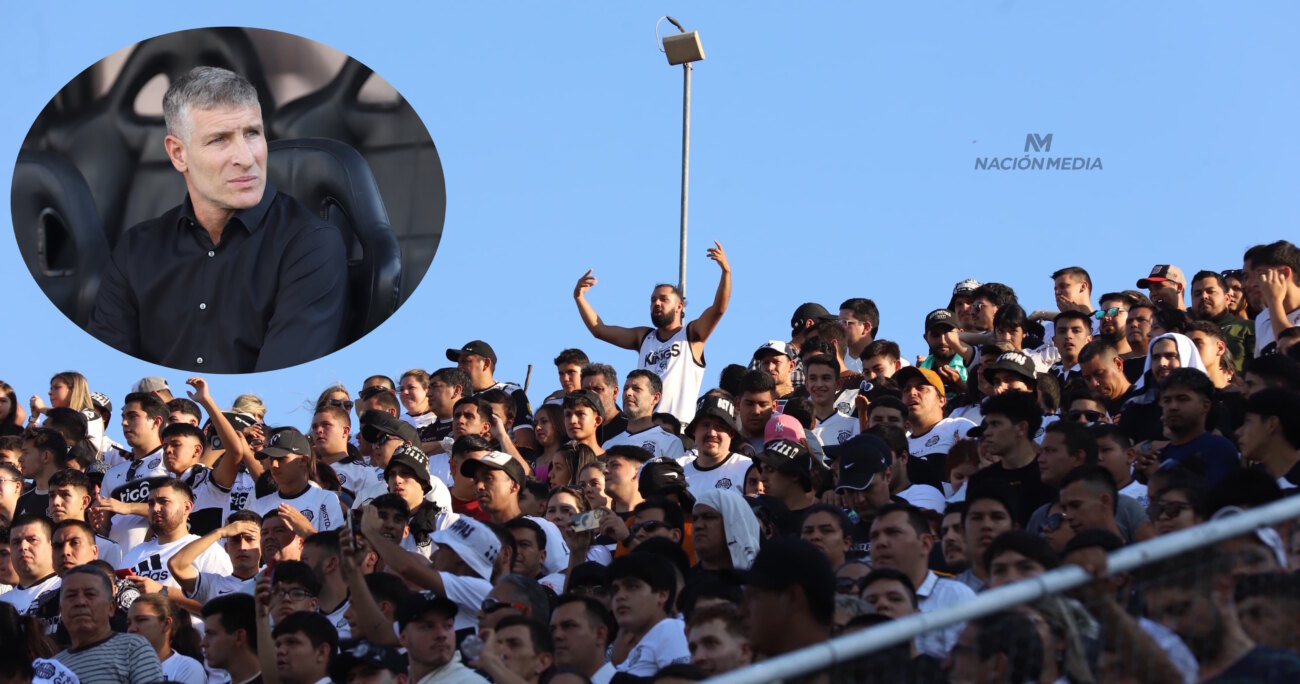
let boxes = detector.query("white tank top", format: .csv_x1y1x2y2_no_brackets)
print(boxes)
638,326,706,425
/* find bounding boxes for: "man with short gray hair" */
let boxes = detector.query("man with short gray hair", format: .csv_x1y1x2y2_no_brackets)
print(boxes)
87,65,348,373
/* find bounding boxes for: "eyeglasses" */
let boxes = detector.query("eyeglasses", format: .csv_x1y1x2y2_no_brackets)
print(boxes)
629,520,670,537
1092,307,1127,320
480,597,530,615
1043,512,1066,533
271,588,316,601
1147,501,1193,522
329,399,355,411
1065,410,1107,424
0,477,22,486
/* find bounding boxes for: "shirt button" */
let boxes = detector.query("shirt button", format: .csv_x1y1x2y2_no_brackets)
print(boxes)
196,357,204,365
208,251,215,257
199,303,207,310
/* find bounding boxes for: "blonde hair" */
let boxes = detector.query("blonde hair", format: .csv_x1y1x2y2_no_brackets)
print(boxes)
231,394,267,422
400,369,431,389
51,372,93,412
314,384,351,412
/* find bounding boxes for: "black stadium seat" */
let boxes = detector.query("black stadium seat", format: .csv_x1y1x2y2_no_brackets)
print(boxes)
267,138,402,345
11,150,109,328
31,27,274,248
271,58,444,304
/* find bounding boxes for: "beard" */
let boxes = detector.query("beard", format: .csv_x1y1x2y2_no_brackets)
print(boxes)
651,310,676,328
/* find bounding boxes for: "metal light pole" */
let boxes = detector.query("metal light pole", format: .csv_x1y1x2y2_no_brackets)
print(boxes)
660,17,704,298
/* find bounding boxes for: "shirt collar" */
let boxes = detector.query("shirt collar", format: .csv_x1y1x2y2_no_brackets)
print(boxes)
916,570,939,598
177,181,279,235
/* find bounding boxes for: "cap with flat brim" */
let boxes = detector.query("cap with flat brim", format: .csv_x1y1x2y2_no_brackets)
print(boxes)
256,427,311,460
360,410,420,445
431,516,500,580
982,352,1038,386
446,340,497,366
686,395,740,436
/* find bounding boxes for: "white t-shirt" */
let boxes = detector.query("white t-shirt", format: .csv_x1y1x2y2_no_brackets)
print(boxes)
189,571,257,605
908,417,977,460
248,484,345,532
101,448,169,549
162,652,207,684
0,573,60,614
602,426,685,460
322,597,352,641
615,616,691,675
96,535,123,568
681,453,752,493
429,453,455,488
1119,479,1150,509
812,411,860,446
1256,307,1300,355
118,535,233,590
440,572,492,633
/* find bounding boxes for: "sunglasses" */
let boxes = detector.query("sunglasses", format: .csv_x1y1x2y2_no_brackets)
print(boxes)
1065,410,1107,424
329,399,355,411
835,576,868,595
1092,307,1127,320
629,520,670,537
481,597,530,615
1042,512,1066,533
1147,501,1193,522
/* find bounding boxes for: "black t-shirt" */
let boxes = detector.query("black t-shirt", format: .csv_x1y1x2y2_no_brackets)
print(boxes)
596,410,630,446
1207,646,1300,683
14,488,49,520
978,459,1056,527
1122,356,1146,384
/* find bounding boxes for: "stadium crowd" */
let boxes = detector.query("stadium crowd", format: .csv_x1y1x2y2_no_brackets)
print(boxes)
3,239,1300,683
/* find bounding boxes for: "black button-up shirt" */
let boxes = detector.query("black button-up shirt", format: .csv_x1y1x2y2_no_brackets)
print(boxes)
87,182,348,373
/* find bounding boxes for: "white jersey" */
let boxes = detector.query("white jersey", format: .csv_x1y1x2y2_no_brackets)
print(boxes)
330,457,389,509
322,598,352,641
248,483,345,532
908,417,977,461
812,411,860,446
0,574,60,614
681,452,752,493
179,464,230,536
440,572,492,633
602,426,685,460
1255,306,1300,355
1119,479,1150,509
429,453,455,488
615,616,692,675
221,468,258,523
638,327,706,425
101,448,169,549
118,534,233,591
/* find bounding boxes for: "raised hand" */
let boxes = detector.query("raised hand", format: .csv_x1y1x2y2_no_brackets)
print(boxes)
707,241,730,273
186,377,213,406
574,269,598,299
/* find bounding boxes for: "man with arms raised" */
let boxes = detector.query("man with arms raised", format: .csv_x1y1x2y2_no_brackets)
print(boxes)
574,242,732,424
87,66,347,373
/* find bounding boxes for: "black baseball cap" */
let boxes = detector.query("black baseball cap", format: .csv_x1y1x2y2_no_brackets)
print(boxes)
446,340,497,366
756,439,822,476
735,537,834,614
924,309,959,333
329,642,408,682
685,395,740,436
205,412,258,451
982,351,1038,385
385,444,432,491
638,457,696,510
825,433,891,491
791,303,834,333
256,427,311,460
397,590,458,630
460,450,527,486
360,410,419,445
358,385,393,401
562,389,605,418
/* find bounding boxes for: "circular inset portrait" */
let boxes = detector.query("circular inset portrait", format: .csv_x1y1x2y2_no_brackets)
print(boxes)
11,27,445,373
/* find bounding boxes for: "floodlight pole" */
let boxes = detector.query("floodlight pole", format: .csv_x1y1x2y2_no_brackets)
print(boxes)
679,61,691,299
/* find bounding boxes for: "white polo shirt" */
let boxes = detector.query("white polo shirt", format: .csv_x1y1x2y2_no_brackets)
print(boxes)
914,570,976,659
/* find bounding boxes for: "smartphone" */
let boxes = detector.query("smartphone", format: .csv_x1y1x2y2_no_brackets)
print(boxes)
571,509,607,532
114,568,132,580
350,508,364,550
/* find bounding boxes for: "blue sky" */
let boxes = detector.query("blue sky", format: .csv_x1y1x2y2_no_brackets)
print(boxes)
2,2,1298,441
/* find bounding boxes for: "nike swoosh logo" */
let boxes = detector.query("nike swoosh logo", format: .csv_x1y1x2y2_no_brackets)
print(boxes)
843,463,855,470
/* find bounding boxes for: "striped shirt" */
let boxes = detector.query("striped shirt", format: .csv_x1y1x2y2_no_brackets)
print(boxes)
55,632,163,684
